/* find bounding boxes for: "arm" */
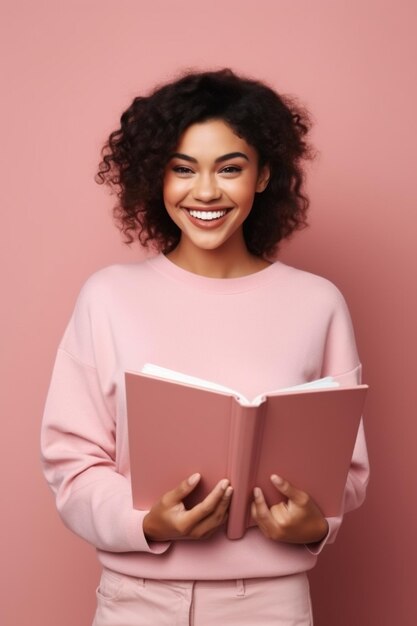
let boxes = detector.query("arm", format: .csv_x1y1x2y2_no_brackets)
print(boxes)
41,349,232,550
41,347,170,554
312,288,370,551
252,287,370,550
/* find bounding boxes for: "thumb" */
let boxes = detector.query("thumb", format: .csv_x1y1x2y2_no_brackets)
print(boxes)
165,473,201,506
270,474,308,506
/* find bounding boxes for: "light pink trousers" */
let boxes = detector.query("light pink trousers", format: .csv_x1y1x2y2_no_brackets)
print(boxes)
92,568,313,626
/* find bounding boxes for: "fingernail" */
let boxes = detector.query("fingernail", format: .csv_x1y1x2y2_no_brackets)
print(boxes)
254,487,261,498
220,479,229,490
224,486,233,498
188,473,200,485
271,474,284,485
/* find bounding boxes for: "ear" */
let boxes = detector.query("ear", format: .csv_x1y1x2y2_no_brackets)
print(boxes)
256,164,270,193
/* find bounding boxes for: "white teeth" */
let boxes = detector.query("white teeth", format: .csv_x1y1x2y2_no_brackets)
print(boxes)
188,209,227,220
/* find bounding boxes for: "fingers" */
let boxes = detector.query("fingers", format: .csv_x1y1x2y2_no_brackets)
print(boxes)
252,479,328,544
270,474,309,507
251,487,283,540
162,473,201,507
188,485,233,538
186,479,232,530
165,475,233,536
145,475,232,542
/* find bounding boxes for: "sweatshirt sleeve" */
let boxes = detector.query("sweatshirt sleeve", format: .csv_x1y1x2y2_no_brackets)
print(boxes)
306,287,370,555
40,274,170,555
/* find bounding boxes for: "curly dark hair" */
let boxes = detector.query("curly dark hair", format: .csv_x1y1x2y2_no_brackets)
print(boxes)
95,68,314,257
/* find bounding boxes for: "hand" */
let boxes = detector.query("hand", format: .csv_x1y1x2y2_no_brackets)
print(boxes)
143,473,233,542
251,474,328,544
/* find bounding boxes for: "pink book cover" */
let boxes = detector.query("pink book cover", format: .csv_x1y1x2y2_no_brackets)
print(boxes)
125,371,368,540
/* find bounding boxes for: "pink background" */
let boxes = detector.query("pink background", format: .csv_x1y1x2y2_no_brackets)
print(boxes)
1,1,416,624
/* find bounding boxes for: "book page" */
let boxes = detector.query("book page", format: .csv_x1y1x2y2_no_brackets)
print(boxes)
141,364,339,406
141,363,242,397
251,376,340,405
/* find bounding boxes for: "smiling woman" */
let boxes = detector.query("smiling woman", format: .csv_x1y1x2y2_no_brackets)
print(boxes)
95,68,313,260
162,119,270,276
41,68,369,626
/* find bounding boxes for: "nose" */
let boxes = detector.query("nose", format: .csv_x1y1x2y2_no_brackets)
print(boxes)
192,173,221,202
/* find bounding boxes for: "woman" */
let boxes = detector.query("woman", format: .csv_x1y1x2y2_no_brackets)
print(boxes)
41,68,369,625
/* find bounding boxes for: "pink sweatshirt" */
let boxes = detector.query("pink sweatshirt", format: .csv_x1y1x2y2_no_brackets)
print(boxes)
41,254,369,580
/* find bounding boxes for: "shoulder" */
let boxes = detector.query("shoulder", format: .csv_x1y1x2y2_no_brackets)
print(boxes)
81,260,150,288
275,261,349,310
76,260,153,303
274,263,360,375
59,261,153,360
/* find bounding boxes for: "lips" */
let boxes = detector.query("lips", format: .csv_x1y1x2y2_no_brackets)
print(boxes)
188,209,227,221
181,206,232,228
182,207,232,222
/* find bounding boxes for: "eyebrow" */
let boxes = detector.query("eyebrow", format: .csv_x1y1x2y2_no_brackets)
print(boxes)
169,151,249,163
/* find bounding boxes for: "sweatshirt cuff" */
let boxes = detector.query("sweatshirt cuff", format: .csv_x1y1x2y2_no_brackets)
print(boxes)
127,509,172,554
304,516,342,555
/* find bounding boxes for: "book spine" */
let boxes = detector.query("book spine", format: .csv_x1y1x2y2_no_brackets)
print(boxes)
226,402,263,540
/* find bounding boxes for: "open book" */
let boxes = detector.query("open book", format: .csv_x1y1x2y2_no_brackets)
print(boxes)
126,364,368,540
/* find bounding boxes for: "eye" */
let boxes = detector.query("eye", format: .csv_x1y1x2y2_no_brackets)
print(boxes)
172,165,194,175
220,165,242,175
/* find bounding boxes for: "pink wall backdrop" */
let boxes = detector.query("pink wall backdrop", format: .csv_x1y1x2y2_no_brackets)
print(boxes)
1,1,416,624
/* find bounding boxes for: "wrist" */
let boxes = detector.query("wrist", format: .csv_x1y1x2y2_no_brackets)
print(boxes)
143,512,157,541
308,518,329,545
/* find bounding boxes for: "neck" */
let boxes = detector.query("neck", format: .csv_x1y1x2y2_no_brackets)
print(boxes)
166,235,271,279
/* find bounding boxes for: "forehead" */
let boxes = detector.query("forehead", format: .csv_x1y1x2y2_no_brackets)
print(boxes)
174,119,257,160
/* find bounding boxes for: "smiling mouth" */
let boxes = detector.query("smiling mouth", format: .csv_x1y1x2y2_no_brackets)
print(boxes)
185,209,230,221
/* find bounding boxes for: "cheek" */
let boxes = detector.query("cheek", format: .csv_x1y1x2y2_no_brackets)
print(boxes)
164,180,189,205
224,176,257,205
232,188,257,211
